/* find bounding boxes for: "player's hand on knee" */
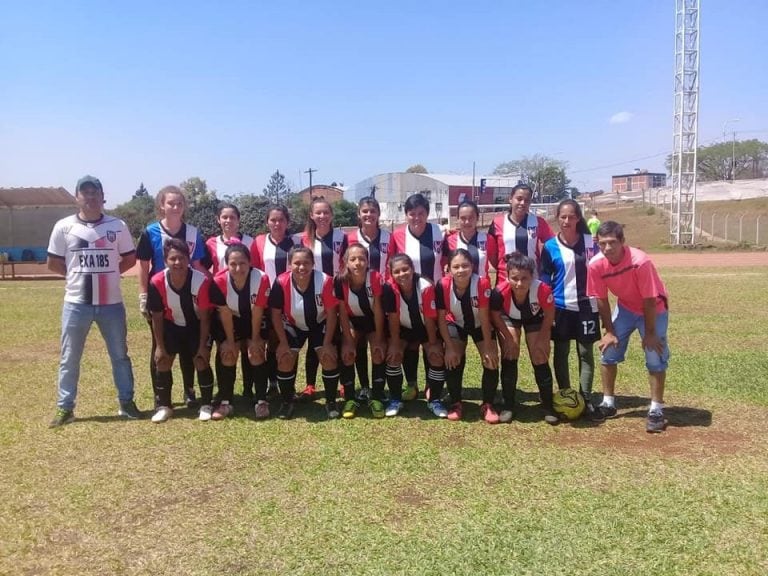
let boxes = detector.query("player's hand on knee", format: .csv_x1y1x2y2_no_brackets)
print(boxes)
598,333,619,353
642,333,665,355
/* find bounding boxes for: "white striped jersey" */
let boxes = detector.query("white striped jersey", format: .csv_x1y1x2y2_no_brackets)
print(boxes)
487,212,554,282
47,214,135,305
333,270,383,321
390,223,444,282
435,274,491,331
147,268,215,327
269,270,338,332
346,228,391,278
295,228,348,276
205,234,256,275
252,233,295,284
540,233,598,313
442,230,498,278
491,279,554,324
383,274,437,331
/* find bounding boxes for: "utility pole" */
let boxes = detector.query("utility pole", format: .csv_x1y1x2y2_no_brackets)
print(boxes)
304,168,318,198
722,119,740,182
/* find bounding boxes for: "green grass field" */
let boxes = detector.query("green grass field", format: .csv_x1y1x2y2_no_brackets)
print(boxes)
1,267,767,576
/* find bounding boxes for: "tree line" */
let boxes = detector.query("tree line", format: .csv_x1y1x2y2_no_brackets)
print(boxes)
110,171,359,239
666,139,768,182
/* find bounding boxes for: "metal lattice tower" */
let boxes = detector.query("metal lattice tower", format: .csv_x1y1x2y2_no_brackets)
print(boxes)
670,0,700,245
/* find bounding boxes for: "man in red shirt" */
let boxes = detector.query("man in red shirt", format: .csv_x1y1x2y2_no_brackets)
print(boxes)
587,221,670,433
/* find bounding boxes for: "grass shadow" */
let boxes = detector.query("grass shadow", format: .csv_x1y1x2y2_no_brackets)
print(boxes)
622,405,713,428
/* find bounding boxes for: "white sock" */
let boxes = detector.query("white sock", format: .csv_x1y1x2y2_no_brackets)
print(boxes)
601,395,615,408
650,401,664,412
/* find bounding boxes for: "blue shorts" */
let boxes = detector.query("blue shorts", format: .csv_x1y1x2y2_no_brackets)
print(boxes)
600,304,670,372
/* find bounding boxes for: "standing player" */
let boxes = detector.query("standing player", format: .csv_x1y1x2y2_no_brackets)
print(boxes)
252,205,295,398
137,185,207,408
210,244,271,420
442,200,497,278
294,197,347,401
586,210,601,241
588,221,671,433
383,254,445,418
345,196,391,399
47,175,141,427
389,193,445,400
540,200,602,419
206,202,258,398
487,184,554,282
205,203,256,275
436,249,498,422
146,238,216,423
268,246,340,419
335,243,387,418
490,253,558,424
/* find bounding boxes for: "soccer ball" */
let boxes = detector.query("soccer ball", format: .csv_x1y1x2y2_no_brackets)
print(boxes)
552,388,585,421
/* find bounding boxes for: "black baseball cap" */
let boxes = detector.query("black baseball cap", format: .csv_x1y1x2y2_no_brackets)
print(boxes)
76,175,103,194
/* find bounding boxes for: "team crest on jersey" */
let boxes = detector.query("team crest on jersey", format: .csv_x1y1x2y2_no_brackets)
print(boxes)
433,241,442,252
484,288,491,298
366,286,373,298
380,242,388,254
315,294,324,307
471,296,479,308
530,302,540,315
187,241,195,255
478,240,486,250
527,227,537,239
106,230,117,243
250,294,259,306
333,241,342,253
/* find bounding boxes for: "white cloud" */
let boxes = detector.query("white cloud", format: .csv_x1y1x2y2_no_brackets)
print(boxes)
609,111,634,124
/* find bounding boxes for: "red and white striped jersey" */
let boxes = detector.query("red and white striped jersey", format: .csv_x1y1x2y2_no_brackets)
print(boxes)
333,270,382,320
294,228,348,276
389,223,444,282
252,233,296,284
212,268,270,318
268,270,338,331
205,234,256,275
383,274,436,331
487,212,554,282
442,230,497,278
147,268,215,327
346,228,391,278
491,279,554,323
47,214,136,305
435,274,491,331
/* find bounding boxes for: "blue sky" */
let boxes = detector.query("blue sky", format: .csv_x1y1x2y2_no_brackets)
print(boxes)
1,0,766,207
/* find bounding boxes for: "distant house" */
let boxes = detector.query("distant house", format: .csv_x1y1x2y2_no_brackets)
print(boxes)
351,172,521,224
297,184,345,205
0,187,77,261
612,170,666,194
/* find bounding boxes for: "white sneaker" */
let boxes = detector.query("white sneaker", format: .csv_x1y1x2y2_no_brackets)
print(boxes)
499,410,514,423
151,406,173,423
199,405,213,422
385,400,403,417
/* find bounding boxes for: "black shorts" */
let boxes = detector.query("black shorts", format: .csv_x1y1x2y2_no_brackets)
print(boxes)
399,325,427,344
212,314,270,343
504,315,543,333
447,322,491,344
551,308,600,343
350,315,376,335
285,323,326,350
163,321,201,358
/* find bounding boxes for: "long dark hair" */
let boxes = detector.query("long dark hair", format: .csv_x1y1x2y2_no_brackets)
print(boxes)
305,197,333,241
556,199,590,235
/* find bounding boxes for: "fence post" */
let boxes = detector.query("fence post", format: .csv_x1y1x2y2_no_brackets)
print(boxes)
724,214,729,242
757,215,762,246
739,214,745,243
697,212,702,242
711,212,717,240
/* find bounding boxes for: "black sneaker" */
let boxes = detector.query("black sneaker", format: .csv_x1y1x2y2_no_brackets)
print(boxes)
185,389,199,410
543,410,559,426
326,401,340,419
118,401,143,420
584,403,606,422
277,402,295,420
242,387,254,401
266,381,280,401
49,408,75,428
646,410,668,433
598,404,618,419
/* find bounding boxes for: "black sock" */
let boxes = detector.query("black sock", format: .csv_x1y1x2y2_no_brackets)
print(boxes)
277,370,296,402
305,347,319,386
322,369,340,402
252,362,268,402
386,364,403,401
500,359,518,410
215,354,236,404
371,362,386,401
179,352,195,398
403,348,419,386
340,364,356,402
427,365,445,401
154,371,173,407
533,362,554,410
241,353,254,395
355,340,369,388
481,366,499,404
446,357,466,404
198,367,214,405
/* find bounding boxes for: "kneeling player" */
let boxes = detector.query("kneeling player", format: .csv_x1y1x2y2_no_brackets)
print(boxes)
490,252,558,424
147,238,215,423
437,249,498,422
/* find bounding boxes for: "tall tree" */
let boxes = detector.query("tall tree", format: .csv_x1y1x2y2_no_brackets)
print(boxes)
263,170,291,204
493,155,572,201
180,177,219,237
405,164,428,174
134,182,149,198
109,184,155,239
667,139,768,181
235,194,272,236
332,199,358,227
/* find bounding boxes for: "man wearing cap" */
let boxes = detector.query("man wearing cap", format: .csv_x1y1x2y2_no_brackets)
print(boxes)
47,175,142,427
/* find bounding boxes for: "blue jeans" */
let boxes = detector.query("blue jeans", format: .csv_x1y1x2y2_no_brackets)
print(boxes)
600,304,670,373
57,302,135,410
